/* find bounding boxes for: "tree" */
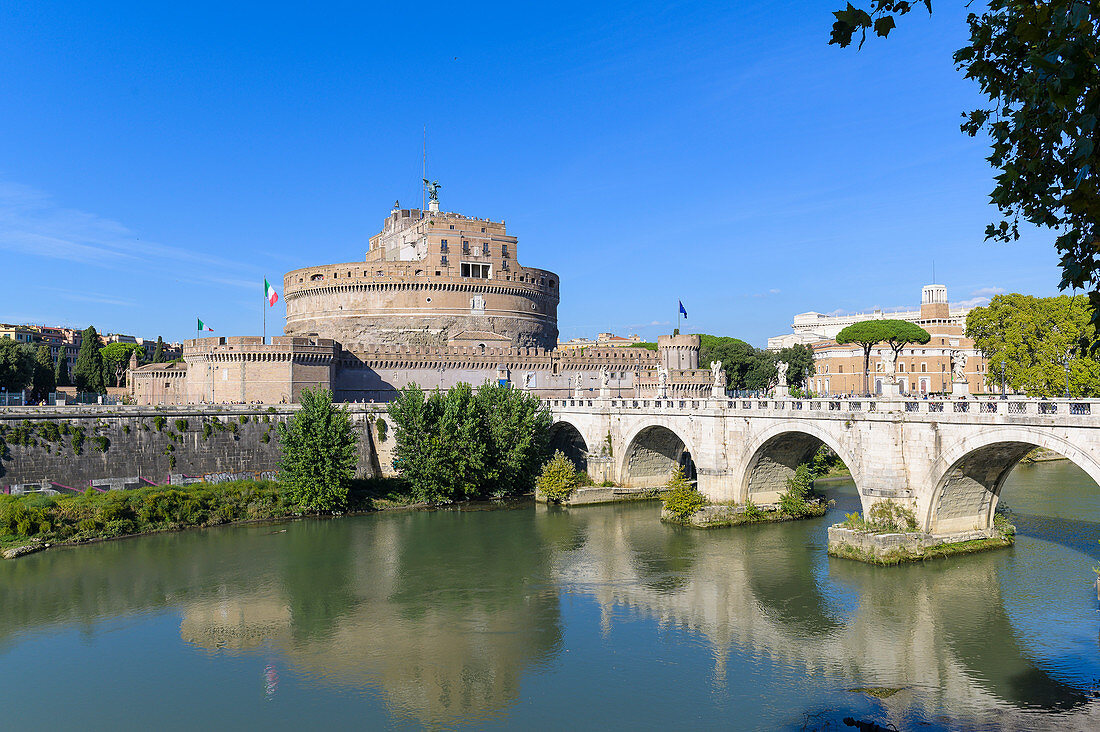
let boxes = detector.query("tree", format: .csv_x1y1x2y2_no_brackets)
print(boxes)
277,388,359,511
72,326,105,393
830,2,1100,338
54,346,70,387
700,335,764,390
744,348,778,391
388,382,553,503
0,339,35,393
777,343,817,388
836,319,929,394
473,382,552,498
30,344,55,402
966,292,1100,395
100,343,145,388
152,336,165,363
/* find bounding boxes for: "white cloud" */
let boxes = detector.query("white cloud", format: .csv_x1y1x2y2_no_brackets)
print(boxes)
970,286,1005,298
0,180,258,287
956,296,992,309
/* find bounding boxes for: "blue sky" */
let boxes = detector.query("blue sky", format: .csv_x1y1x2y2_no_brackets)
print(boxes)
0,1,1067,346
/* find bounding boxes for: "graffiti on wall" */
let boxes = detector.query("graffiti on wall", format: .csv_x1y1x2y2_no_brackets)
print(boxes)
202,470,278,484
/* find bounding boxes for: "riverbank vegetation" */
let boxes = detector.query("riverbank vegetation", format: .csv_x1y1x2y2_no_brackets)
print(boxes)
388,382,552,503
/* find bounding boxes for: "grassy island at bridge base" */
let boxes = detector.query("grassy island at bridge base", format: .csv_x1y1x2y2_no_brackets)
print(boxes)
826,524,1015,565
661,499,829,529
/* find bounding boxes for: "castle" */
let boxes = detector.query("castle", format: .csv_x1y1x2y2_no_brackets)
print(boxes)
130,196,707,405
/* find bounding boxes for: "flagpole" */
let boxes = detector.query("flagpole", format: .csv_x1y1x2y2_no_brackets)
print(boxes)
263,290,266,345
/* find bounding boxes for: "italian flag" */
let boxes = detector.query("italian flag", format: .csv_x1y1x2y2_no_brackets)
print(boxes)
197,318,213,331
265,278,279,306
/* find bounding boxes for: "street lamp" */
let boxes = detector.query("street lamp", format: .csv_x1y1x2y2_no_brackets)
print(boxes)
1000,360,1006,397
1064,347,1072,399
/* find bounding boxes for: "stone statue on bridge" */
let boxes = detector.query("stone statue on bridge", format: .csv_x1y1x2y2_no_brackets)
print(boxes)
711,360,727,399
573,373,584,399
775,360,788,388
880,349,897,380
599,369,611,398
951,351,968,383
657,365,669,399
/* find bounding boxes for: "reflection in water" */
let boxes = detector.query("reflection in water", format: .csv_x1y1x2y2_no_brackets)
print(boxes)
0,463,1099,729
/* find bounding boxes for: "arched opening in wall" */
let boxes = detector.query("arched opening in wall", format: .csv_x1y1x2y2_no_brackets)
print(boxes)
548,422,588,472
622,426,695,489
745,432,850,504
931,441,1100,536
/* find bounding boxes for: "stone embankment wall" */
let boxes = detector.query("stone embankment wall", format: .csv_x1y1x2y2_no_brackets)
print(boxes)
0,405,387,495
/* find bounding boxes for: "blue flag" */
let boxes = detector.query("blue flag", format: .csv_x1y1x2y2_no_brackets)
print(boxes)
679,300,688,319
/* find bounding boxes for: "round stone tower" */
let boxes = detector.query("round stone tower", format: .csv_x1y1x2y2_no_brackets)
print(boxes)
658,334,700,371
283,203,559,350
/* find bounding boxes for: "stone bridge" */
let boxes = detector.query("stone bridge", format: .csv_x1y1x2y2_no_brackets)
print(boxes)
546,395,1100,536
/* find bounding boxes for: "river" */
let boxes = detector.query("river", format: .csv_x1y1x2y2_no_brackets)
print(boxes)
2,461,1099,730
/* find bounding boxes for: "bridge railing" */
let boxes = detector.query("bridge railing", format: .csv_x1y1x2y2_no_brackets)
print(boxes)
544,396,1100,418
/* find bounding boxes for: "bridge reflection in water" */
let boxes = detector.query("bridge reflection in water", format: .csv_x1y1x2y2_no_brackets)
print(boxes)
0,467,1098,728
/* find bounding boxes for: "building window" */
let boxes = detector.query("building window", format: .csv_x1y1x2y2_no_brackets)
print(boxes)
838,365,842,373
899,363,905,372
449,225,454,229
461,262,491,278
310,273,323,281
441,255,448,266
441,239,448,252
481,227,485,232
482,244,490,256
921,363,927,372
462,241,470,254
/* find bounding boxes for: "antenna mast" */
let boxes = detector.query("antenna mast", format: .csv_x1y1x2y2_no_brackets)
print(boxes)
422,126,427,212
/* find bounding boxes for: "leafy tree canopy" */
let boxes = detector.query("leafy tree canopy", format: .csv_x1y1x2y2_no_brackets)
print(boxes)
73,326,105,394
388,382,552,503
966,292,1100,395
100,342,145,388
777,343,817,387
30,344,55,402
0,339,35,392
831,1,1100,335
277,388,360,511
54,346,70,387
836,319,931,348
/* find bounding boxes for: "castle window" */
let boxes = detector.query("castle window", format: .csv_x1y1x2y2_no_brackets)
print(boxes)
441,255,448,266
481,227,485,232
441,239,448,253
462,241,470,254
482,244,489,256
310,273,323,281
549,280,556,288
501,245,509,258
449,225,454,229
461,262,491,278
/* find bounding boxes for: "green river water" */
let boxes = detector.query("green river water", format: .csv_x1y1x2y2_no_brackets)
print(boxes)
2,461,1099,730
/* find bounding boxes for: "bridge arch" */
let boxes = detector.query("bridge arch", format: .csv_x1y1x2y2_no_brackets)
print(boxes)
548,421,589,472
618,423,696,488
739,421,859,504
926,426,1100,534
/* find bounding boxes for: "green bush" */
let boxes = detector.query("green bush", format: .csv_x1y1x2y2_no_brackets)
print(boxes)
91,435,110,452
742,499,765,522
661,465,706,520
841,499,918,533
174,419,189,432
375,416,388,443
536,451,579,503
238,415,249,425
778,463,814,517
70,426,85,455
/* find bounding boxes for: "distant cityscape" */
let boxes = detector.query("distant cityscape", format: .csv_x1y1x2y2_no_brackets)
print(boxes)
0,323,183,375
